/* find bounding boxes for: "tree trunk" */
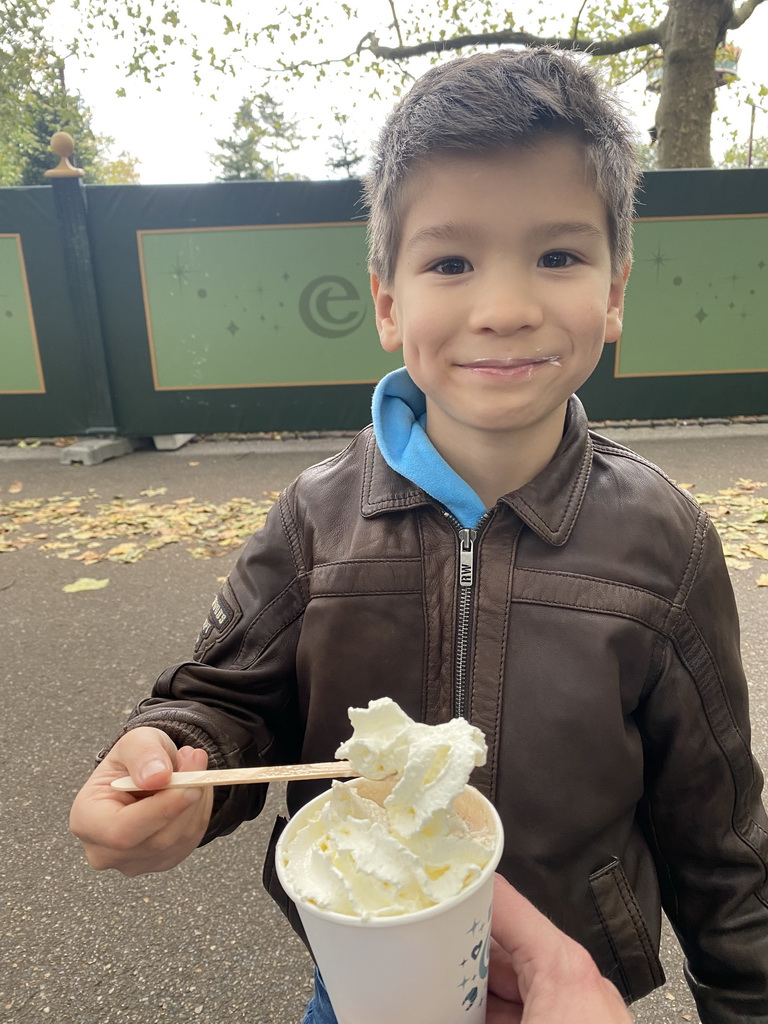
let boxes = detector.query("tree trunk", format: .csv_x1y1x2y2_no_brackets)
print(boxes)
655,0,733,167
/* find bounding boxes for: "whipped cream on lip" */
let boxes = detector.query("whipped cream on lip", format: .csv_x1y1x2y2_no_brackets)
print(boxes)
458,355,562,377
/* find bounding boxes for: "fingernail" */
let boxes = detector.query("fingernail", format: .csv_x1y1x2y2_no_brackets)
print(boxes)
142,760,167,782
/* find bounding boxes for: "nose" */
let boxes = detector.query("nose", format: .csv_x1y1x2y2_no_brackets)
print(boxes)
467,269,544,336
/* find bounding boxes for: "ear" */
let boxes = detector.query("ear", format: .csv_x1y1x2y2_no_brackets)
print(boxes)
604,263,631,345
370,274,402,353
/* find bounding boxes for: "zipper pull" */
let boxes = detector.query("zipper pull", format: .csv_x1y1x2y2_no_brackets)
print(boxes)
458,528,476,588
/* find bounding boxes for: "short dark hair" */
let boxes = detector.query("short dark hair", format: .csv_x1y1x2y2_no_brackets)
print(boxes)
363,47,640,284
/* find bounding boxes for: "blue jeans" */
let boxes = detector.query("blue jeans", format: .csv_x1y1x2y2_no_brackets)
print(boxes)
301,968,338,1023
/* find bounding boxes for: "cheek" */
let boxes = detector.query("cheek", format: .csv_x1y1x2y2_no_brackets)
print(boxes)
400,306,447,350
568,298,612,338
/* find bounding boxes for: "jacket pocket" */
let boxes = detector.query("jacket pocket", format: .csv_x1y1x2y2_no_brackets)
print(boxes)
262,815,313,956
589,858,665,1002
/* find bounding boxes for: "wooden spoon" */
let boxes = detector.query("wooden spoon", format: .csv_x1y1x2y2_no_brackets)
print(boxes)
111,760,360,792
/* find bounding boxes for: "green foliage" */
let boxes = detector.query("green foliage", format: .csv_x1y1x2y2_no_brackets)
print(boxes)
325,112,365,178
14,0,768,173
0,0,51,170
210,92,306,181
0,80,140,185
92,150,142,184
0,3,140,185
719,136,768,168
635,141,659,170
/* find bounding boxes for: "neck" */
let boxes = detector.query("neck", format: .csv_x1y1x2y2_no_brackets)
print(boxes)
425,405,568,509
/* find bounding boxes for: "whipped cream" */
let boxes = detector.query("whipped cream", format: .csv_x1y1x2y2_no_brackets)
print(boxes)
280,698,492,918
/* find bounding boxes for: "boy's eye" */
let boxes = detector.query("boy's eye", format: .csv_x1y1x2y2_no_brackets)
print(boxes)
431,257,471,275
539,251,577,269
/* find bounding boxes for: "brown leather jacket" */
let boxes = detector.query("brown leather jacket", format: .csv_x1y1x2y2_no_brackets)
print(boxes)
121,398,768,1021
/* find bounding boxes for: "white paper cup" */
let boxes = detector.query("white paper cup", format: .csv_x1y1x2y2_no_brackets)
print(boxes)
276,778,504,1024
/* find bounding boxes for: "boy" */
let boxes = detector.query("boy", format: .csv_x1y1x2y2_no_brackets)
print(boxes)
71,48,768,1023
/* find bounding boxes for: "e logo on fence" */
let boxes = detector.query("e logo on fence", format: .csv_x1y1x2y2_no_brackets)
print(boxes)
299,275,367,339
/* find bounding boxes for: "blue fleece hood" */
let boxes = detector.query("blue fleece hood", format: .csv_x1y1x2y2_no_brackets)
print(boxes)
371,367,487,528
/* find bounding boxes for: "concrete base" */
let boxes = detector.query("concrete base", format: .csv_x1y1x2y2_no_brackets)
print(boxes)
59,436,137,466
152,433,195,451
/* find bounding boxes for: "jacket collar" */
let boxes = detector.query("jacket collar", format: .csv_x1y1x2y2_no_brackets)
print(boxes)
361,396,593,547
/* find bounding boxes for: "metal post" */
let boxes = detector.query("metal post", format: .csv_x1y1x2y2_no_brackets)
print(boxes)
46,132,118,436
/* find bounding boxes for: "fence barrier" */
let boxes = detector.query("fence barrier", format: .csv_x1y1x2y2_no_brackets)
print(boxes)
1,144,766,444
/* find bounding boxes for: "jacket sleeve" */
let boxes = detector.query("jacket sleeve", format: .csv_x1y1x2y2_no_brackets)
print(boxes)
111,488,308,842
637,512,768,1022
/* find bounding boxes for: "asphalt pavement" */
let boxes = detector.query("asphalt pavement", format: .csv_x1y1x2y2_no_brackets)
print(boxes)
1,421,767,1024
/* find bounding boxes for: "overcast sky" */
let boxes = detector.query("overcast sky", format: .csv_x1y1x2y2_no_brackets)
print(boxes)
47,0,768,184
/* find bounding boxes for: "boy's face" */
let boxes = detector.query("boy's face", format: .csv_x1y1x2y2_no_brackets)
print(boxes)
371,140,628,458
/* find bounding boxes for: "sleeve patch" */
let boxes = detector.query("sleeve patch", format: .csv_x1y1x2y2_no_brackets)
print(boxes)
194,584,242,656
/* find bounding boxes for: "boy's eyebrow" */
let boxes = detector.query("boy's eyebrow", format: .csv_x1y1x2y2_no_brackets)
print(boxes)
538,221,605,242
404,221,475,253
404,219,607,254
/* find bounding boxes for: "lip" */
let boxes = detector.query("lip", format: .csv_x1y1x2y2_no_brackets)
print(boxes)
457,356,561,377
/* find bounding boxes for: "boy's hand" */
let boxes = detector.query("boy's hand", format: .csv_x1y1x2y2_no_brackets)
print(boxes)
69,727,214,876
486,874,631,1024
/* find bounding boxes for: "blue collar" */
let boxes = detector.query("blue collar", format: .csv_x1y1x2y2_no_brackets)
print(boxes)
371,368,487,528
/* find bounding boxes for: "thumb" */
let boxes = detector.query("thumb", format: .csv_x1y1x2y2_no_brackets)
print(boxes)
110,726,178,790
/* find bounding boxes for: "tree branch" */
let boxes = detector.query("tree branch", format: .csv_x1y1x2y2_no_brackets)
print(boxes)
571,0,590,42
388,0,404,47
361,26,662,60
729,0,767,28
612,52,660,87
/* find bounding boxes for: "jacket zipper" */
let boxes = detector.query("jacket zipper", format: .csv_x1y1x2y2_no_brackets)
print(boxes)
455,526,477,719
444,510,492,719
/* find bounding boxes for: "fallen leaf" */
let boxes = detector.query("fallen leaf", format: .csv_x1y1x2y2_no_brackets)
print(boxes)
757,575,768,587
76,551,104,564
188,461,200,467
140,487,168,497
724,557,753,571
8,481,22,494
62,577,110,593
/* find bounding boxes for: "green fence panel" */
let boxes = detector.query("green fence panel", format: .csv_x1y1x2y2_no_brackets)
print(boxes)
0,233,44,392
2,170,766,441
580,168,767,420
0,187,93,438
86,180,401,435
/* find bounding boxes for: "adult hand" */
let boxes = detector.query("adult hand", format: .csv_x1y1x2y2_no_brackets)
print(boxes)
69,726,214,876
486,874,632,1024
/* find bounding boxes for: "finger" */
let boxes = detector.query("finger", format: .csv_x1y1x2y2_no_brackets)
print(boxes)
75,780,205,849
491,876,630,1022
174,745,209,774
485,992,523,1024
105,727,178,790
488,936,521,1002
491,873,560,956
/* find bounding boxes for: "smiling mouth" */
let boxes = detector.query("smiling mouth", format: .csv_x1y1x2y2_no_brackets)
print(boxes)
460,356,561,369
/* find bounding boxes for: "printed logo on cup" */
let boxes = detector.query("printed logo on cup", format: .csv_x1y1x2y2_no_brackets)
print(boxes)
458,904,492,1013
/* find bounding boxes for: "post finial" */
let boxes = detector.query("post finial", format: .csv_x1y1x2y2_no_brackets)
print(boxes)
44,132,85,179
